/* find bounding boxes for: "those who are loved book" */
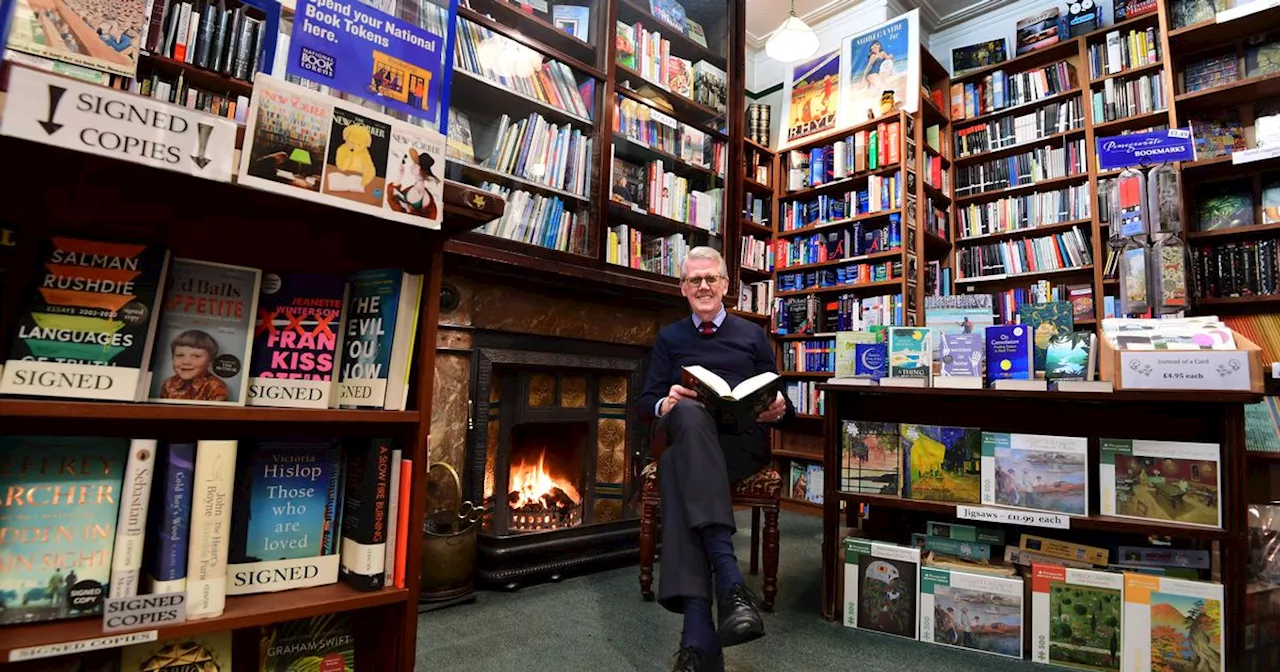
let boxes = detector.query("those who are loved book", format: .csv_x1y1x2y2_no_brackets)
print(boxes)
680,365,781,434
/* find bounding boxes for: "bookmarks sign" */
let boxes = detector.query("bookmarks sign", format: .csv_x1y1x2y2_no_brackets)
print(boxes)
0,67,237,182
1096,128,1197,170
287,0,445,124
238,75,445,229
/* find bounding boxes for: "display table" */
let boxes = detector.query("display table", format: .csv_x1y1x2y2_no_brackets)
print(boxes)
818,384,1261,666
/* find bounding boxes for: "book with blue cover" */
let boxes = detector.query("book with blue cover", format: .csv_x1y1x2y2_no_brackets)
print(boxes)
985,325,1031,383
888,327,932,379
856,343,888,379
335,269,423,410
142,442,196,595
1017,301,1073,373
230,441,343,563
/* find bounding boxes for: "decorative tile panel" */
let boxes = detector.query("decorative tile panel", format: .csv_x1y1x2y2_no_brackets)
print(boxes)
560,376,587,408
527,374,555,407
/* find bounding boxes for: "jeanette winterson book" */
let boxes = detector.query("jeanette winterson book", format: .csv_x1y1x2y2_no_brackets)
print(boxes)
0,235,169,401
247,272,346,409
148,258,262,406
680,365,780,434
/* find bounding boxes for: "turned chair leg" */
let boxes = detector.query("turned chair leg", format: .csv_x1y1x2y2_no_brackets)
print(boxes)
762,504,780,611
749,506,760,575
639,497,658,601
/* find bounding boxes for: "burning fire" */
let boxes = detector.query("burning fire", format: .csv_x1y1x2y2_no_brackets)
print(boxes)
509,449,581,508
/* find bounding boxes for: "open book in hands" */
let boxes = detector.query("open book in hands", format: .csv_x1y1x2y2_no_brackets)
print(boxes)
681,365,781,434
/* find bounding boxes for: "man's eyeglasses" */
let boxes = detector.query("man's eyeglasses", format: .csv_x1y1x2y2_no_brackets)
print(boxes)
681,275,725,287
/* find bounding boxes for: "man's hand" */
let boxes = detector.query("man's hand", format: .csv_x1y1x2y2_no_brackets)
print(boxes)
660,384,698,416
757,391,786,423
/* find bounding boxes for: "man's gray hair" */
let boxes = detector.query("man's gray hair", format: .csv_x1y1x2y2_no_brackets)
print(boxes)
682,246,727,278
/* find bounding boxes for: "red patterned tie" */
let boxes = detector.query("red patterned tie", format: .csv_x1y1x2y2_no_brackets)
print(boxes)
699,321,716,336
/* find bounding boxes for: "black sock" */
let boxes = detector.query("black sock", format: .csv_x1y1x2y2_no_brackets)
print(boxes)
680,596,716,654
699,524,744,598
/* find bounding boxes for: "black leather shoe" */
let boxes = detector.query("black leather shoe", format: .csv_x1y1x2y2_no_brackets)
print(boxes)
671,646,724,672
716,584,765,647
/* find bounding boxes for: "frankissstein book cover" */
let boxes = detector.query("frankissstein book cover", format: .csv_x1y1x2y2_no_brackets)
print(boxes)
0,235,169,401
148,258,262,406
248,272,346,409
0,435,131,625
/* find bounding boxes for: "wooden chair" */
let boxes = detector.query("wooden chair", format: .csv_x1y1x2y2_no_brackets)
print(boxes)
637,429,782,610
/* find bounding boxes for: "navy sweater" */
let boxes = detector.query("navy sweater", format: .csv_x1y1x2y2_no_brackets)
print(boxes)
640,314,796,429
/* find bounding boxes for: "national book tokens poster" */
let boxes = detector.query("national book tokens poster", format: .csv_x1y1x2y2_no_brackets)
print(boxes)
783,49,840,147
5,0,146,77
840,9,920,126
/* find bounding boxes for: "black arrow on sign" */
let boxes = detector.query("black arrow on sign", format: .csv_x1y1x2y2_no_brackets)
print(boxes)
190,122,213,169
40,86,66,135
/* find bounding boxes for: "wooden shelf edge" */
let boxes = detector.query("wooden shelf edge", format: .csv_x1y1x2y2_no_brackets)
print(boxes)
1187,222,1280,241
816,381,1263,405
776,210,898,239
0,585,408,662
774,448,824,460
0,399,420,423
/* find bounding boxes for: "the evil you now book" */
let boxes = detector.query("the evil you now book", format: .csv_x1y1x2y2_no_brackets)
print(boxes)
0,235,169,401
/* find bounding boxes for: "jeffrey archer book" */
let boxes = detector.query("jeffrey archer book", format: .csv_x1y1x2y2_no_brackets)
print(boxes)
0,235,169,401
148,258,262,406
248,272,346,409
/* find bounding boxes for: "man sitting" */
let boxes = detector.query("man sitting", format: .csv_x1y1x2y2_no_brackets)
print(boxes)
639,246,794,672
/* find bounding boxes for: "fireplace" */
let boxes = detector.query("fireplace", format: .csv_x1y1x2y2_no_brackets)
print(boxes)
467,331,649,588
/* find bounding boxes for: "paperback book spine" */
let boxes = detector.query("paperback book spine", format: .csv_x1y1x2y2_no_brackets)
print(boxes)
110,439,158,598
186,440,238,619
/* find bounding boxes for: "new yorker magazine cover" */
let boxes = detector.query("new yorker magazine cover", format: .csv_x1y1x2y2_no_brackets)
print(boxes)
322,108,392,207
385,123,445,227
784,49,840,146
0,436,131,625
840,10,920,125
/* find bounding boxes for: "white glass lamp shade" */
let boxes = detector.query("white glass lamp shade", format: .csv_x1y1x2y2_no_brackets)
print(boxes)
765,15,819,63
477,36,543,78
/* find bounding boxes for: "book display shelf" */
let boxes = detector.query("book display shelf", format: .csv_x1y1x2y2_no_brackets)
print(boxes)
818,384,1260,668
441,0,747,300
0,53,503,672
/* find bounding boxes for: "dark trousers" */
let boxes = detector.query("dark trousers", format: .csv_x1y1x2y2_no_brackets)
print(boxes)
656,399,766,613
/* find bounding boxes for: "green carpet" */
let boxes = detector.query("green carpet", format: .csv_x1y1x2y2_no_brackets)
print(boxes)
418,509,1041,671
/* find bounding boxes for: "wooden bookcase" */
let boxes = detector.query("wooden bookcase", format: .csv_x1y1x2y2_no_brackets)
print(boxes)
441,0,751,303
0,75,503,668
817,384,1260,667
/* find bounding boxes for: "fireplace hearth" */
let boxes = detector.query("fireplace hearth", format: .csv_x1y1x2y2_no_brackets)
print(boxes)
466,331,648,588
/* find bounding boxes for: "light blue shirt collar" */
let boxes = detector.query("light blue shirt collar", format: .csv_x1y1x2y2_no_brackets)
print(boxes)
692,307,727,330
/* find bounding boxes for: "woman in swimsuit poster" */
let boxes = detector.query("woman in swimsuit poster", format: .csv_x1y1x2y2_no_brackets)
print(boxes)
840,11,920,123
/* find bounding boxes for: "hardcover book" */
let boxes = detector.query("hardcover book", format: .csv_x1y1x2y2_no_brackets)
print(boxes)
248,272,346,409
900,424,981,503
840,420,900,495
229,440,343,564
1031,565,1124,671
681,365,780,434
142,442,196,595
1045,332,1094,382
148,258,262,406
982,432,1089,516
843,538,921,640
1018,301,1073,373
985,325,1032,383
856,342,888,379
334,269,423,410
0,235,169,402
0,436,130,625
940,333,984,377
1100,438,1222,528
920,568,1024,658
1120,575,1224,672
888,327,932,380
120,632,232,672
340,438,393,591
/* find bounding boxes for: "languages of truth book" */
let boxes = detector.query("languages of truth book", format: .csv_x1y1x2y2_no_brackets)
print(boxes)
982,432,1089,516
900,424,981,503
680,365,780,434
1100,438,1222,528
920,568,1024,658
1120,574,1224,672
0,435,130,625
843,538,921,640
840,420,900,494
1031,564,1124,671
0,235,169,402
148,258,262,406
248,272,347,409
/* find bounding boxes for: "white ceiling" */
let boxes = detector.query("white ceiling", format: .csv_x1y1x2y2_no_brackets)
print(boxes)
745,0,1018,49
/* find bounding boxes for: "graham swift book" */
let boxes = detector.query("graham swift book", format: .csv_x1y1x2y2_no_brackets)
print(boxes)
0,235,169,401
148,258,262,406
248,272,346,409
680,365,780,434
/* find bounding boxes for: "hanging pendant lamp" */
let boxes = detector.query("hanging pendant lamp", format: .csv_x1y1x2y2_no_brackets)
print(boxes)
765,0,820,63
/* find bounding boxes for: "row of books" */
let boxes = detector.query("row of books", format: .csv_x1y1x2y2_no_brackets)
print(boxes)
774,292,904,335
787,460,825,504
454,17,594,121
124,71,253,122
990,281,1089,324
955,184,1093,240
924,198,948,242
747,146,772,184
773,224,902,270
1090,70,1166,124
0,435,411,628
0,236,421,411
615,21,727,115
1191,238,1280,299
737,279,773,316
920,156,948,198
476,184,591,255
949,60,1079,122
955,227,1094,280
783,379,823,416
953,98,1084,158
780,338,835,374
743,193,770,227
604,225,689,278
777,259,902,294
1087,25,1161,80
1183,51,1241,94
781,175,905,230
613,96,722,172
739,236,771,273
141,0,267,83
954,138,1087,196
1223,312,1280,363
784,122,902,191
480,112,595,198
609,154,723,231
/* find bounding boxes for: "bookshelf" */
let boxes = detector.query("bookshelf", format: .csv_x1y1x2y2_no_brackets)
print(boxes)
0,58,502,669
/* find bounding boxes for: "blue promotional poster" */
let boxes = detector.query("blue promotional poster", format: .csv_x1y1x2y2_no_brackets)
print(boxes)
784,50,840,146
1096,128,1197,170
839,9,919,126
287,0,445,123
